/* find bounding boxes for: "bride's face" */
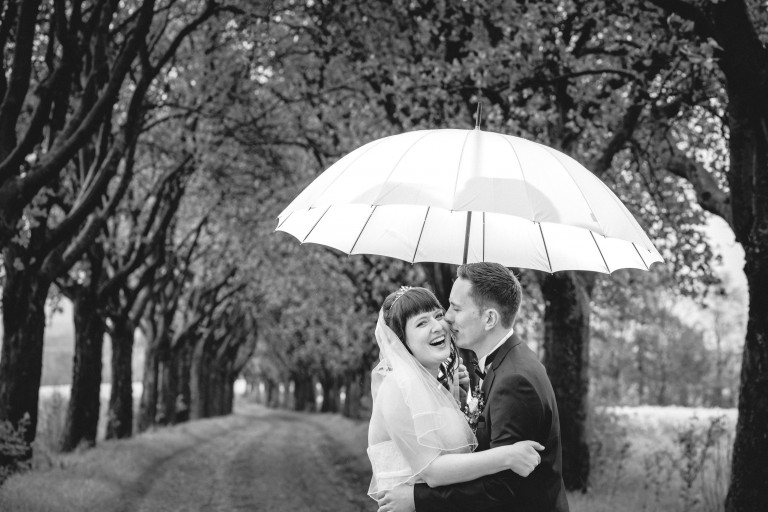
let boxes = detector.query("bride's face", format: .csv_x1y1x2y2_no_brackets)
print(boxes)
404,308,451,373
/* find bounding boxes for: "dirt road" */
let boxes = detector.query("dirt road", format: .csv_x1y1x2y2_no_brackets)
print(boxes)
124,405,374,512
1,404,376,512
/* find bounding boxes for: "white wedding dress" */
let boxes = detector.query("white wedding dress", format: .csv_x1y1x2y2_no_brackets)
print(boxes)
367,314,476,500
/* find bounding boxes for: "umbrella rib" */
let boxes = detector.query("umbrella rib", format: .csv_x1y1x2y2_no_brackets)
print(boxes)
301,205,332,243
275,210,293,230
537,222,553,273
590,231,611,274
349,205,377,254
632,242,650,270
411,207,430,263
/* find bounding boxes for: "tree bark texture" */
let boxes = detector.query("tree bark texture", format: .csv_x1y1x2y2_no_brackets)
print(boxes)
726,251,768,511
716,1,768,506
724,49,768,509
0,252,50,454
540,271,591,492
157,357,179,424
189,336,211,420
342,371,363,419
60,287,105,451
137,344,159,432
176,345,192,422
106,320,135,439
321,376,340,413
292,373,315,412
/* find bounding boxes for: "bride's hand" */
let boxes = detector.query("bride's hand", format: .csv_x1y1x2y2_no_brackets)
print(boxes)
501,440,544,477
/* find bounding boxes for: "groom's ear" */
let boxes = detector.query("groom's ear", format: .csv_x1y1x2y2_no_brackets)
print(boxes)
483,309,500,330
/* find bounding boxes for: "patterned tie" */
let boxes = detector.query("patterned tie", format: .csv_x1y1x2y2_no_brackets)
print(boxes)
472,360,486,380
473,349,499,381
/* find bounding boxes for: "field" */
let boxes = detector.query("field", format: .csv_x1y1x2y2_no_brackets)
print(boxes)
1,392,738,512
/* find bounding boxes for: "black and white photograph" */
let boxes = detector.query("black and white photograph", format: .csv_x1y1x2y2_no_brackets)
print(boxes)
0,1,765,511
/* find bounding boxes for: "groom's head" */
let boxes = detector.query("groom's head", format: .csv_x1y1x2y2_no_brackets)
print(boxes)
445,262,522,351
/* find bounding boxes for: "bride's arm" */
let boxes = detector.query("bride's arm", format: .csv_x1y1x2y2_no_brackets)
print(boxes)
419,441,543,488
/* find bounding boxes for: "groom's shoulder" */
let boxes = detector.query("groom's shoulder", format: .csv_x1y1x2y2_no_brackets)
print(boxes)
503,341,545,373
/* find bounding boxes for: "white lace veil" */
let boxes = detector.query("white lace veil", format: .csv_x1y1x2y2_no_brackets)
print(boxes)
367,310,477,499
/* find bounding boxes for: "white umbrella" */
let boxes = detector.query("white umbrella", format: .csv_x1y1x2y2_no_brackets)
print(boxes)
276,128,662,273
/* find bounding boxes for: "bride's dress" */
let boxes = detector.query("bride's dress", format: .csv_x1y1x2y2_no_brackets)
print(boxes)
368,440,414,490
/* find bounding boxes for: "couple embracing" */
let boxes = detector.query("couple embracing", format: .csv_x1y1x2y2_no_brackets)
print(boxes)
368,262,569,512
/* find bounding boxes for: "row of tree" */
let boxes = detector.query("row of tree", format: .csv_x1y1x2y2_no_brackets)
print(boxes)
0,0,268,473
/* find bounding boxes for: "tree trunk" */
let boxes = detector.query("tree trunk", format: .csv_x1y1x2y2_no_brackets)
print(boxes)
189,336,210,420
0,255,50,463
265,379,277,407
60,288,104,451
342,371,363,419
137,344,159,432
726,249,768,511
292,373,314,412
176,345,192,422
540,271,591,492
223,372,236,415
722,19,768,506
321,375,340,413
158,357,181,424
106,319,135,439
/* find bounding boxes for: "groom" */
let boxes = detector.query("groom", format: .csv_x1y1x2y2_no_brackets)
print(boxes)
379,262,569,512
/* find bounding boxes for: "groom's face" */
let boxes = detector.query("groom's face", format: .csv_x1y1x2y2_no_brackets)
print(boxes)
445,277,485,350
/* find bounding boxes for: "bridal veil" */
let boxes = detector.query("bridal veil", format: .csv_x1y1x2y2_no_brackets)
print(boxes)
367,311,476,499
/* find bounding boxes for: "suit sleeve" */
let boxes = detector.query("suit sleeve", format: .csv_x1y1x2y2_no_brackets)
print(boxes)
414,374,544,512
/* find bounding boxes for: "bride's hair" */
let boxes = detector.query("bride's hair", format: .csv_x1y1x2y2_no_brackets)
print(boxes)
382,287,458,387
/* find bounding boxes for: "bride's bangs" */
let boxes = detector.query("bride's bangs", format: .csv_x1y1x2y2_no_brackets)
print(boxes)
397,288,442,322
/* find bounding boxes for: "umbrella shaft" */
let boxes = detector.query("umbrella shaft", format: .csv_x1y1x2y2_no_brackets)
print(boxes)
463,211,472,265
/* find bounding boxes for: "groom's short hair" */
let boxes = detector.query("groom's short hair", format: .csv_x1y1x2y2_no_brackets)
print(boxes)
457,262,521,328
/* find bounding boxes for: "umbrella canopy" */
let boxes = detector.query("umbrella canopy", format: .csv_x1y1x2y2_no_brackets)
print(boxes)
276,128,662,273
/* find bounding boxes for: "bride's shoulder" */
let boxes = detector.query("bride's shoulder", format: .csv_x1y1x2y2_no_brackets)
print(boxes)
374,375,408,410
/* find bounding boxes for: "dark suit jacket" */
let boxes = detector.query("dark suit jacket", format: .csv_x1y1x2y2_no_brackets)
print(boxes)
414,335,569,512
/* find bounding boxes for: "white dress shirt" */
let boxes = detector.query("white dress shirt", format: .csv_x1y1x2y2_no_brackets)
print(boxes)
478,328,515,371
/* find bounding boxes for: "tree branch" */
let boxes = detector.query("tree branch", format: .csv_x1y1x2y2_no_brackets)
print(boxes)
663,146,732,226
0,0,42,163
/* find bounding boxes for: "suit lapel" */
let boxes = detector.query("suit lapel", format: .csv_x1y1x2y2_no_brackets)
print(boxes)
480,334,521,397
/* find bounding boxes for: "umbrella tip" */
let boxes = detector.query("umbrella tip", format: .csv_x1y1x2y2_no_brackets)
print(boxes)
475,101,483,129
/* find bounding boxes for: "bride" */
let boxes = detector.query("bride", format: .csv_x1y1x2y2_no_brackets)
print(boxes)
367,286,543,501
